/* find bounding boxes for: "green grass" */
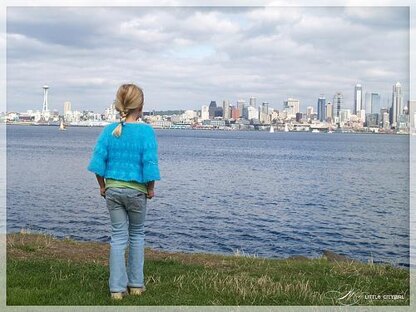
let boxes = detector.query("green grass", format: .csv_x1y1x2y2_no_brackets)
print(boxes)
6,233,410,306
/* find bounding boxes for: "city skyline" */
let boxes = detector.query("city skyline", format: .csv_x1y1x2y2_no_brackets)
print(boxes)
6,6,409,112
4,80,407,116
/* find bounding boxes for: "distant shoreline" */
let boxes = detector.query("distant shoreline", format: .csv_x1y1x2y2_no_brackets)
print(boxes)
3,122,411,135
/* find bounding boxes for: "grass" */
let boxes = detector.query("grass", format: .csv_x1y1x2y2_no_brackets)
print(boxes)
6,233,410,306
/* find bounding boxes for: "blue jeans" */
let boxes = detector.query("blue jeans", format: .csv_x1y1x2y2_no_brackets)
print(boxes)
105,187,147,293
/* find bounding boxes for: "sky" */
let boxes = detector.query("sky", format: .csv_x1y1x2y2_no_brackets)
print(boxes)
6,6,410,113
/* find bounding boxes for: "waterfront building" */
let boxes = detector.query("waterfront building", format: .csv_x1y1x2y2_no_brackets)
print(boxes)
214,107,223,118
381,110,390,129
295,112,303,122
202,119,226,127
390,82,402,128
381,112,390,129
237,99,246,118
260,102,270,124
231,106,240,119
317,96,326,122
151,120,172,129
271,110,279,123
73,110,82,122
103,102,117,122
354,84,362,115
246,106,257,120
209,101,217,119
306,106,314,118
183,110,197,121
201,105,209,120
222,100,231,120
366,113,379,127
357,109,366,123
283,98,300,119
326,102,333,122
397,114,409,131
339,108,351,126
64,101,72,115
64,101,73,122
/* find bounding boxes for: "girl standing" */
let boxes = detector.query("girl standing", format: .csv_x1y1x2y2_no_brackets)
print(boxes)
88,83,160,300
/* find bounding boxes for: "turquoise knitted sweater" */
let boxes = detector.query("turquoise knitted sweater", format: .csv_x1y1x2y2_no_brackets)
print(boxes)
87,122,161,183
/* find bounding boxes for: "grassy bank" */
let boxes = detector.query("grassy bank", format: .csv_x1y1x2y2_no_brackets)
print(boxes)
7,233,409,306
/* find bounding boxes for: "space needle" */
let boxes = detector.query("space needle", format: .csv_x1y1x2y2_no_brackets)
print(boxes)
42,85,50,120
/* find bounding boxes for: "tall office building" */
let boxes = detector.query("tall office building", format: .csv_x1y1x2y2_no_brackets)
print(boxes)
354,84,362,115
390,82,402,128
364,92,371,113
260,102,270,123
247,106,258,120
326,102,333,122
249,97,256,108
231,106,240,119
222,100,231,120
283,98,300,118
380,108,390,129
201,105,209,120
237,99,246,118
333,92,343,126
371,93,381,114
208,101,217,119
64,101,72,115
317,96,326,122
365,92,381,114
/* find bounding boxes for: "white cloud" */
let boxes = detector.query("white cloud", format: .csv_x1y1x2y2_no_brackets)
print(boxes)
5,6,410,113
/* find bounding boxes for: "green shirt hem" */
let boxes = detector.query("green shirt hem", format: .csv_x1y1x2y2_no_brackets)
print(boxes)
105,178,148,194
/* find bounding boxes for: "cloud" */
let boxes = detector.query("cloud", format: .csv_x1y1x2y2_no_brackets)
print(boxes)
5,6,410,113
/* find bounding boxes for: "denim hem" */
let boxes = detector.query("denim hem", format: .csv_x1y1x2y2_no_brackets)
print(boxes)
128,284,145,289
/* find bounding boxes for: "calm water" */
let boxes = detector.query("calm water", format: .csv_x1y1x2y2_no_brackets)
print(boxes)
6,125,410,266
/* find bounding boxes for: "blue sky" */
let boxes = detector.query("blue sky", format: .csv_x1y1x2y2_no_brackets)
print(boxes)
6,6,410,113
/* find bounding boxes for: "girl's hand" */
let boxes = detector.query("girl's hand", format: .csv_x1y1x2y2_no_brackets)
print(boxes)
147,189,154,199
100,187,106,198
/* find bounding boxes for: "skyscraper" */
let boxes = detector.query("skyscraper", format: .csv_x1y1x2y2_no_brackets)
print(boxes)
326,102,333,122
390,82,402,128
64,101,72,115
354,84,362,115
317,96,326,122
371,93,381,114
333,92,343,127
222,100,230,120
283,98,300,118
201,105,209,120
208,101,217,119
237,99,245,118
365,92,371,113
260,102,269,123
247,106,258,120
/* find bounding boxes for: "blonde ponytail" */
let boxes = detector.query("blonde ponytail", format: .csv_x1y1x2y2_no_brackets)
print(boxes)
112,84,144,138
112,110,128,137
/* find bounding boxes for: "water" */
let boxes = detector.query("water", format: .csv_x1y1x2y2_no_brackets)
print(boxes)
6,125,410,267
